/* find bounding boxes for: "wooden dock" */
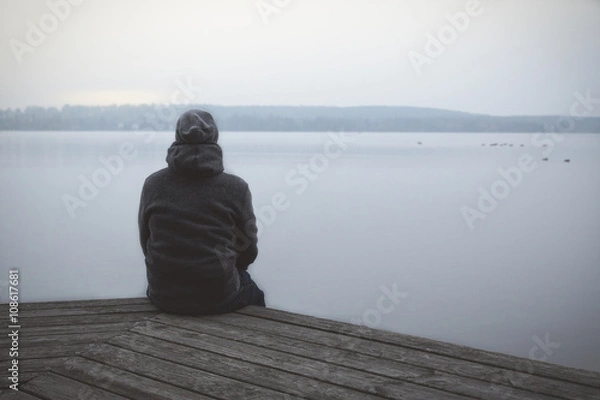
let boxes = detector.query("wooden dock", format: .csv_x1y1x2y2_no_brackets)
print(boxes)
1,298,599,399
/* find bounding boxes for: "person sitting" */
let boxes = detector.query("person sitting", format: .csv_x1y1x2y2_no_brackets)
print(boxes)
138,109,265,314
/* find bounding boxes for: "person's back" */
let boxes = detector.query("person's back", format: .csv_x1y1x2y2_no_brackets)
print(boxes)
138,109,264,314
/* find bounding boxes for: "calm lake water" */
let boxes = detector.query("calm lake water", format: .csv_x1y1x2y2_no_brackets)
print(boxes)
1,130,599,372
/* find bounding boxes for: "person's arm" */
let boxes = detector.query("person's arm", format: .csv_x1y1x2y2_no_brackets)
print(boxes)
235,186,258,270
138,186,150,257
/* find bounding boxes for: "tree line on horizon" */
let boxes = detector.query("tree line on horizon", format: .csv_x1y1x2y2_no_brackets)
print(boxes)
1,104,599,133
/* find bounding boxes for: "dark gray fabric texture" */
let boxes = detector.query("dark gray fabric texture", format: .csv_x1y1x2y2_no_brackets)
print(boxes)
175,109,219,144
139,141,258,314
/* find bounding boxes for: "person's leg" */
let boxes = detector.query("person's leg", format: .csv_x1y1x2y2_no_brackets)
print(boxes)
206,270,265,314
237,270,265,308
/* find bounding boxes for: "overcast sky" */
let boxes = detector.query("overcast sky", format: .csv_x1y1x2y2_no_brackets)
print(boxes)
0,0,599,115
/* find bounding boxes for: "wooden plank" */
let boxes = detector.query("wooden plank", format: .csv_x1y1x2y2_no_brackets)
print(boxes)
208,314,583,400
151,314,563,400
0,344,93,361
16,373,45,384
0,358,71,389
18,303,158,318
18,357,74,373
4,298,597,399
1,373,44,386
15,297,150,311
0,389,42,399
7,321,136,337
201,312,600,400
54,357,211,400
238,306,600,389
18,372,129,400
109,331,382,400
0,332,116,347
83,342,301,400
132,319,467,400
9,312,158,327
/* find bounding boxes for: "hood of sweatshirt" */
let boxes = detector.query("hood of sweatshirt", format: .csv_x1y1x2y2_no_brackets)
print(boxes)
175,109,219,144
166,142,224,177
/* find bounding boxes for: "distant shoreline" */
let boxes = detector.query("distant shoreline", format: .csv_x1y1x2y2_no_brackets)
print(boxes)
1,105,599,133
2,130,600,134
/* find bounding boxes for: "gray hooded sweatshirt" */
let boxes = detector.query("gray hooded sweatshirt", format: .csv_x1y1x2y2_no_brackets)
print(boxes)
139,109,258,314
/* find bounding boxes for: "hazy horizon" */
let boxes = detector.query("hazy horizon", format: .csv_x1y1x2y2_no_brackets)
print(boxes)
1,0,599,116
1,103,597,119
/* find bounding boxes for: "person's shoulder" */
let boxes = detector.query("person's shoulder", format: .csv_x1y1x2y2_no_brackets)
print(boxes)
218,173,252,199
143,168,171,186
220,172,249,188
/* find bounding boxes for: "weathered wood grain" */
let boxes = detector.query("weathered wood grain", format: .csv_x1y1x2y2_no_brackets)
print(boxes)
0,359,72,386
2,298,599,400
108,330,383,400
0,389,42,399
18,373,128,400
131,319,467,399
81,342,300,400
238,306,600,389
9,311,158,327
16,297,150,311
151,315,566,400
9,321,137,336
18,303,158,318
0,332,115,347
0,344,94,361
155,313,581,400
54,357,211,400
17,357,74,373
199,311,599,400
